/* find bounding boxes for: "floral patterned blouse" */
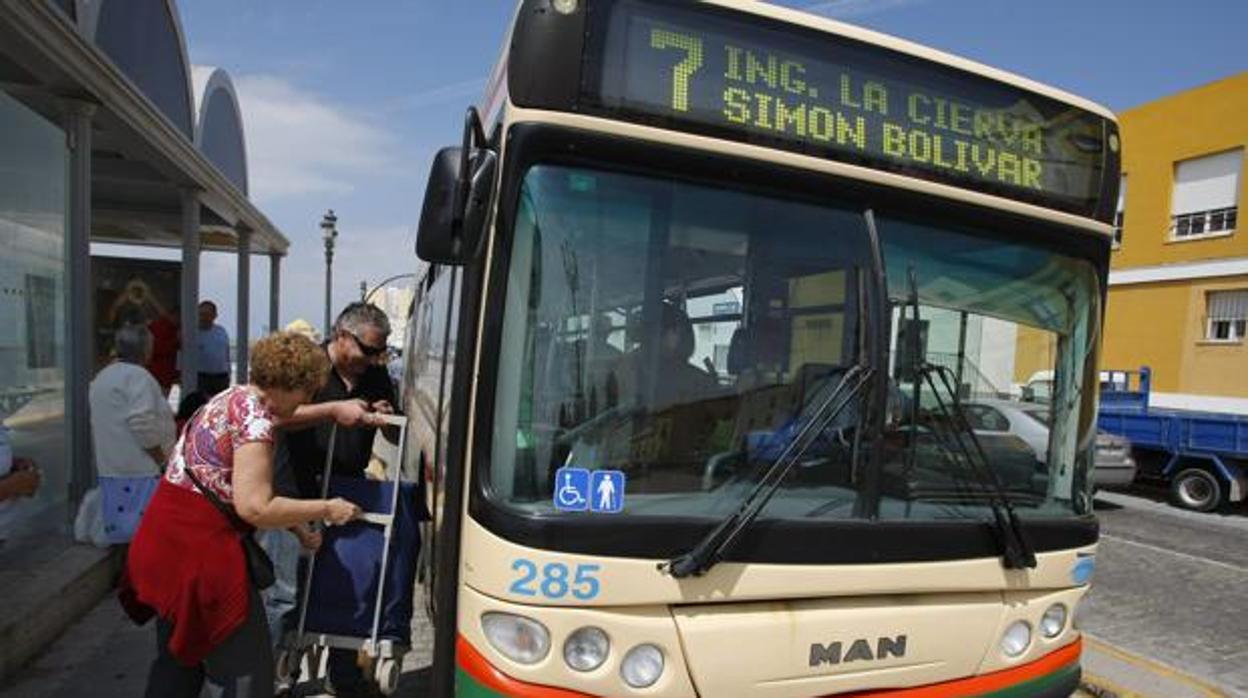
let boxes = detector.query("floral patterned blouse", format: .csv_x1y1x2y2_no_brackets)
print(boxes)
165,385,275,503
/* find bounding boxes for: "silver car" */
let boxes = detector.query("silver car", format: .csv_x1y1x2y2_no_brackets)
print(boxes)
1092,431,1137,488
963,399,1137,490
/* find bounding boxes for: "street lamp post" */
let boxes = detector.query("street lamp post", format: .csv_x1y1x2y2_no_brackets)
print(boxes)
321,209,338,337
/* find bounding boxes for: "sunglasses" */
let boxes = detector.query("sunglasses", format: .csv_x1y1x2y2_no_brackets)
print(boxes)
346,331,388,357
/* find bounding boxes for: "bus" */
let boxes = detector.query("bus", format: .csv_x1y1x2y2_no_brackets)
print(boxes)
401,1,1119,695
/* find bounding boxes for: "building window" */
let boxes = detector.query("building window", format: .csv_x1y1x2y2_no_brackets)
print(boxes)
1113,174,1126,248
1174,207,1237,239
1205,290,1248,342
1170,149,1242,241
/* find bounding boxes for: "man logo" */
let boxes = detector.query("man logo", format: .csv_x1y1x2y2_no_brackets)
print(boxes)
809,635,907,667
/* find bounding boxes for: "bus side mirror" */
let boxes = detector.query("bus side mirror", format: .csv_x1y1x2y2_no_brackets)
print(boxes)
416,146,498,265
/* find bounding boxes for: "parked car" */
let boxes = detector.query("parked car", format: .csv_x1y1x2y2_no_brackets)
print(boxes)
1091,432,1137,488
964,399,1137,490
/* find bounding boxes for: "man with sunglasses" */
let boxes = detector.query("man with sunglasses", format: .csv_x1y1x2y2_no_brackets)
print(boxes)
281,301,397,497
274,301,399,696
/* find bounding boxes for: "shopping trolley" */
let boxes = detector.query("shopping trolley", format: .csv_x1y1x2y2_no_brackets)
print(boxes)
277,414,420,695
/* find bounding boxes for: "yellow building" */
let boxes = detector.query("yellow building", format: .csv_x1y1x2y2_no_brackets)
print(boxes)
1102,71,1248,414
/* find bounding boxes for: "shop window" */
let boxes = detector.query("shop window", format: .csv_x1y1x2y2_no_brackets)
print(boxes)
1205,290,1248,342
0,89,68,547
1170,150,1241,241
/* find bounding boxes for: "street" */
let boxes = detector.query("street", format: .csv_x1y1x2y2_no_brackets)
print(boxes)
1082,488,1248,696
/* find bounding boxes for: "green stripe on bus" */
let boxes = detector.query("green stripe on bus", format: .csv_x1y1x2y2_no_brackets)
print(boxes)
976,663,1080,698
455,666,506,698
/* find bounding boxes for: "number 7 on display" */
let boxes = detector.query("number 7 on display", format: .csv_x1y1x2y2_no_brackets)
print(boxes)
650,29,704,112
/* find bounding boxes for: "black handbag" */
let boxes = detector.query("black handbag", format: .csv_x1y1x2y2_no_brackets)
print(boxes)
183,462,276,590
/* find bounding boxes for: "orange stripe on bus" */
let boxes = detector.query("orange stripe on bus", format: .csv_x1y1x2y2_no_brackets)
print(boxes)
835,639,1082,698
456,635,596,698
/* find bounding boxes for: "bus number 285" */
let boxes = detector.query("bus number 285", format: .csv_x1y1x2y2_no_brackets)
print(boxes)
509,560,602,600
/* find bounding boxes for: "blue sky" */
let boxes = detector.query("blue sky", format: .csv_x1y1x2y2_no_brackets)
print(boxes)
170,0,1247,340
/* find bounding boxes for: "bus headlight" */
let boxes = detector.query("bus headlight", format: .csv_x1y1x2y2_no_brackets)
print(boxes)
1040,604,1068,638
564,626,610,672
621,644,664,688
551,0,578,14
481,612,550,665
1000,621,1032,658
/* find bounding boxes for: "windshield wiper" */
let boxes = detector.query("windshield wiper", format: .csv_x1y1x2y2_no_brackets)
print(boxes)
662,363,873,578
900,269,1036,569
919,363,1036,568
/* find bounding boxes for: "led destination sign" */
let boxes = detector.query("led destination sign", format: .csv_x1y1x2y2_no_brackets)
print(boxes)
590,0,1114,218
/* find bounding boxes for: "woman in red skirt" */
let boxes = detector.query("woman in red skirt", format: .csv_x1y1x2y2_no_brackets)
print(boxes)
123,331,371,697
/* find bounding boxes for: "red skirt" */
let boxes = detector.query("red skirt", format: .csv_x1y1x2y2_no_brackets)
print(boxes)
120,479,251,665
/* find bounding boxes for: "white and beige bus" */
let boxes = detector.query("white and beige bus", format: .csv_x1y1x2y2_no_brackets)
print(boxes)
402,1,1119,695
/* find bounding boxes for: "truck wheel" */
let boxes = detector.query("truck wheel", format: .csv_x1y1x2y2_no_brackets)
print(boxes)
1171,468,1224,512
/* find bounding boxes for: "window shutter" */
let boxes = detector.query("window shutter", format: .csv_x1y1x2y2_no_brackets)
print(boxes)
1172,149,1243,215
1208,290,1248,320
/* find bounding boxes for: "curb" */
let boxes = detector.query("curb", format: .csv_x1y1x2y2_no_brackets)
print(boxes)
0,544,120,683
1079,635,1228,698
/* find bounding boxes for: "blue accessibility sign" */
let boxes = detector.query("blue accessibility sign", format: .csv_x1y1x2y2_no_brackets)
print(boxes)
590,470,626,514
553,467,590,512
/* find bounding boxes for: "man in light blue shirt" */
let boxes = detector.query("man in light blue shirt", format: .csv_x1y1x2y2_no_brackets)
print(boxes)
196,300,231,396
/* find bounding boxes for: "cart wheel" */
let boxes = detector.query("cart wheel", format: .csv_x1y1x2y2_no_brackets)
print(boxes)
307,649,326,679
376,658,401,696
1171,468,1224,512
275,648,298,685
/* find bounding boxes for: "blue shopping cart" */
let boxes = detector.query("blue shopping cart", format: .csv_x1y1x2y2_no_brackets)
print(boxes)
277,416,420,696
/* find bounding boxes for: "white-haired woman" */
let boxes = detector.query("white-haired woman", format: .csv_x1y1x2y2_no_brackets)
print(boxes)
89,323,177,543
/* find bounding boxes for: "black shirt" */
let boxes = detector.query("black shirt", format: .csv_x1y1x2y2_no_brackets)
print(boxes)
282,356,398,499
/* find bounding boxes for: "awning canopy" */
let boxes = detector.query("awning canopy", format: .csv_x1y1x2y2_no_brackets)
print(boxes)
0,0,287,255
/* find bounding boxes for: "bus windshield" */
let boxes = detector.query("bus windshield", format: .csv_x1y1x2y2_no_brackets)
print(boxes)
487,164,1099,524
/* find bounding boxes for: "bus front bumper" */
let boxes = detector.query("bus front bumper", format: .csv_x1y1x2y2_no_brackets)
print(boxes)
455,634,1083,698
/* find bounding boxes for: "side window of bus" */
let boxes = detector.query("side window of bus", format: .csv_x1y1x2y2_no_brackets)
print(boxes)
404,264,453,486
398,290,421,413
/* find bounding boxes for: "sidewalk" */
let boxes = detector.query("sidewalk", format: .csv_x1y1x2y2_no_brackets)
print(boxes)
1079,634,1230,698
0,584,432,698
0,539,119,684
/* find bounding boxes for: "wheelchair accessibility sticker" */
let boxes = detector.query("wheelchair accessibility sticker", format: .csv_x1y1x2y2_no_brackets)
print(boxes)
554,467,625,513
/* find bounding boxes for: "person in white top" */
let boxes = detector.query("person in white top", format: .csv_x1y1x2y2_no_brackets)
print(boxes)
90,323,177,543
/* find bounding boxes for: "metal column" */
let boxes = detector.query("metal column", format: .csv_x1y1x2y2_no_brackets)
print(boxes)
268,253,281,334
64,99,94,512
235,229,251,385
324,249,333,338
179,189,201,393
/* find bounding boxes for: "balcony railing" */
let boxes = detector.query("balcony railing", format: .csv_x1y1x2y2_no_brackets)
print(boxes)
1171,206,1238,240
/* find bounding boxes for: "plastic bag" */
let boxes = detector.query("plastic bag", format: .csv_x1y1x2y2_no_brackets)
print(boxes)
73,487,110,547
